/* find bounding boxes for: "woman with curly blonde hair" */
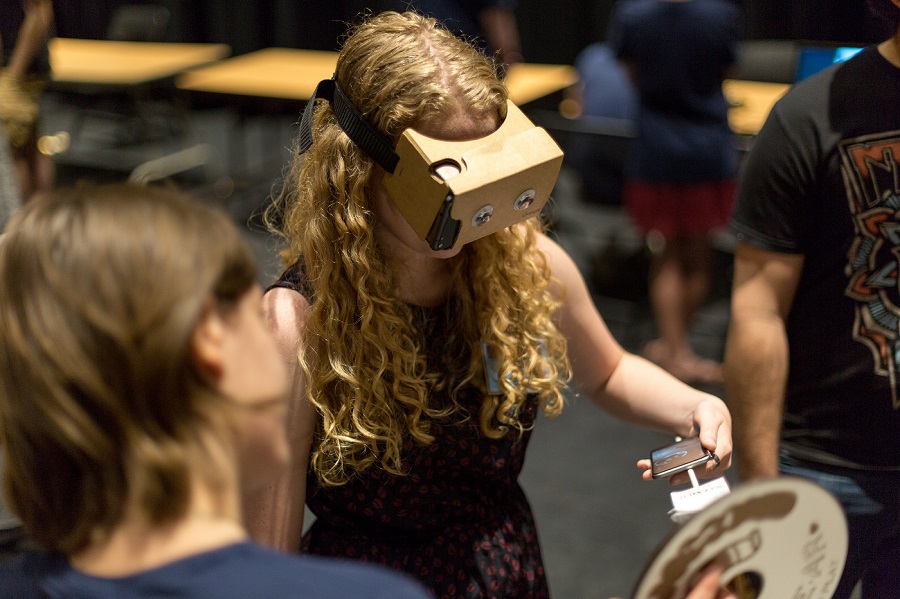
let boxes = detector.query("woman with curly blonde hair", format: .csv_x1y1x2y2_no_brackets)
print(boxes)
250,10,733,598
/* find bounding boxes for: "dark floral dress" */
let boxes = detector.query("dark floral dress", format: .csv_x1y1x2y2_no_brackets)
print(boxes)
270,263,550,599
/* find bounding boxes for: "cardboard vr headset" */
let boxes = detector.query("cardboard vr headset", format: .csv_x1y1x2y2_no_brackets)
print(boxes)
300,80,563,251
384,100,563,250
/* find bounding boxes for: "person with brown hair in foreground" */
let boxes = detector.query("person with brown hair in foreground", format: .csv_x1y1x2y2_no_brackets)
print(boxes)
0,184,431,598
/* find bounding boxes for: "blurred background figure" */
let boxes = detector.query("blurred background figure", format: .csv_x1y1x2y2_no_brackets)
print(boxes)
0,0,55,203
374,0,524,68
565,41,637,206
0,115,21,229
608,0,741,385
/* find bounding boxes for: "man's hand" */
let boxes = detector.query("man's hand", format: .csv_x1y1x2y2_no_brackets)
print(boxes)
685,564,738,599
608,564,736,599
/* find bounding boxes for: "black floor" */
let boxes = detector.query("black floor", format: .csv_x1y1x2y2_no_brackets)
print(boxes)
38,96,733,598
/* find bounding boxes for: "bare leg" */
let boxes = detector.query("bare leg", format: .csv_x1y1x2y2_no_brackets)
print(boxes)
643,234,722,384
678,236,712,334
648,239,690,360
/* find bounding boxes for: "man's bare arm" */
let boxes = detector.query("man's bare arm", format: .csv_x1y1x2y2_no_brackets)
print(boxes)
724,243,803,480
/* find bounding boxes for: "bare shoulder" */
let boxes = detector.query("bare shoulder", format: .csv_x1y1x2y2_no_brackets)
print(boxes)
535,232,586,289
262,286,311,357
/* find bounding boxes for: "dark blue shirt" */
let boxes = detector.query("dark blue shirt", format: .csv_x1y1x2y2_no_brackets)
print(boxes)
574,42,637,121
608,0,740,183
409,0,516,55
0,542,433,598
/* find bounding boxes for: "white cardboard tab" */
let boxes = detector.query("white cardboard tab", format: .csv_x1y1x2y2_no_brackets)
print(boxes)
668,475,731,524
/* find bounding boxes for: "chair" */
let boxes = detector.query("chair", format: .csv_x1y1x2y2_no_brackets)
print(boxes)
51,3,230,193
733,40,798,84
528,108,635,207
106,4,171,42
63,4,178,148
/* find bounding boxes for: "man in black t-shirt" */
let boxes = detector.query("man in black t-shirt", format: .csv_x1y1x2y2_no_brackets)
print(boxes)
724,1,900,597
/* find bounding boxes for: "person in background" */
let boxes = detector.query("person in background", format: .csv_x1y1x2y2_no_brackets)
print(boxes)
0,184,431,599
0,105,21,230
248,10,733,599
608,0,741,384
565,41,638,206
387,0,524,69
0,0,55,203
724,0,900,597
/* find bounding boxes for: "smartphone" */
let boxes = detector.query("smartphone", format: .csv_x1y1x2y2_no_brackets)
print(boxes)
650,437,713,480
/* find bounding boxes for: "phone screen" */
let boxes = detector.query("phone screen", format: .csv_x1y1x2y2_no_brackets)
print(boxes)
650,437,712,479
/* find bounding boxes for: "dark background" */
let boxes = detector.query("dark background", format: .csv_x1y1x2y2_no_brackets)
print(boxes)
54,0,894,65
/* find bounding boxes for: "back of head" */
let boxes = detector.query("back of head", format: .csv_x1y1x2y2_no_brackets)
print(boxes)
0,184,257,555
335,10,507,141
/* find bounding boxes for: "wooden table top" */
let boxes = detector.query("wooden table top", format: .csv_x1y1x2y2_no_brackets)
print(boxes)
175,48,337,100
176,48,579,106
504,62,579,106
49,38,231,86
724,79,791,136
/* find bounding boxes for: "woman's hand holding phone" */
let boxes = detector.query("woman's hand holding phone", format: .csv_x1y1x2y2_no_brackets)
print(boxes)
638,435,724,485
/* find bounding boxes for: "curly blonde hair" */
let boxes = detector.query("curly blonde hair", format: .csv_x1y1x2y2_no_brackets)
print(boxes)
269,11,570,486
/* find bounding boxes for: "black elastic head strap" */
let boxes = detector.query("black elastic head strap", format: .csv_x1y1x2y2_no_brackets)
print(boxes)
299,78,400,174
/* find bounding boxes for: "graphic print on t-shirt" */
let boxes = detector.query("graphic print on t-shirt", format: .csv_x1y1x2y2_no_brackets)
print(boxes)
842,131,900,409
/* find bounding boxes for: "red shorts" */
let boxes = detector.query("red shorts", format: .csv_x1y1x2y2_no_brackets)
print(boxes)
624,179,736,238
